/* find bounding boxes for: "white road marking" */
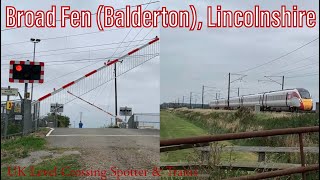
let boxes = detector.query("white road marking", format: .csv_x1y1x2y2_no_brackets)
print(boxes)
47,134,160,137
46,128,54,137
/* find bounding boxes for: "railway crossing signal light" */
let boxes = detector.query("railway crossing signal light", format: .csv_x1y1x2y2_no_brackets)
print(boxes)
9,61,44,83
13,64,40,80
15,65,23,72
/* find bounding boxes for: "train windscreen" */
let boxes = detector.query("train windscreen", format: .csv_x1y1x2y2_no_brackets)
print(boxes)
297,88,311,99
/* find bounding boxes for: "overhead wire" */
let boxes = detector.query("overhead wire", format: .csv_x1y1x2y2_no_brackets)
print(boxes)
91,0,157,105
1,53,156,67
30,49,130,90
1,28,122,46
236,37,319,74
275,62,319,75
286,73,319,79
40,47,159,116
2,38,153,58
1,43,148,62
254,53,319,77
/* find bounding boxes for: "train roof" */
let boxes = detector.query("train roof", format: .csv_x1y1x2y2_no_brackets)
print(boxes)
211,88,310,101
296,88,309,92
240,88,307,95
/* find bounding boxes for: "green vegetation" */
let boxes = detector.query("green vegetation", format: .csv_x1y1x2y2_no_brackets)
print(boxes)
43,113,71,127
160,108,319,179
1,135,47,164
7,121,23,135
1,129,83,180
161,110,208,139
173,108,319,150
161,110,208,162
1,155,81,180
107,125,119,128
161,110,257,163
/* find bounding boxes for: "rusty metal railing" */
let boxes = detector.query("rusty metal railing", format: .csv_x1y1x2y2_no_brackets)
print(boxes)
160,126,319,180
225,164,319,180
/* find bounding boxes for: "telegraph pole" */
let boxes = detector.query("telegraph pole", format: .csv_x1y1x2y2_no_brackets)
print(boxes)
216,93,218,100
282,76,285,90
190,92,192,109
237,87,240,97
201,85,204,108
227,73,231,108
227,73,246,108
30,38,40,101
114,63,118,126
259,75,285,91
182,96,184,107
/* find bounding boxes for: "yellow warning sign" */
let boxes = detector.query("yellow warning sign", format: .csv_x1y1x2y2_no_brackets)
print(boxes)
14,102,21,113
6,101,13,110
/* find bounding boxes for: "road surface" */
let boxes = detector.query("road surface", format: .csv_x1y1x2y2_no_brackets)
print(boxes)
46,128,160,180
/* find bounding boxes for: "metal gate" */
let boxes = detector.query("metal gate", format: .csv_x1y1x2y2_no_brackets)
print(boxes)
127,113,160,129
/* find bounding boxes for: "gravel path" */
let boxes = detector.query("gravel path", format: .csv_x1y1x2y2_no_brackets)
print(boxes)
47,128,160,180
10,150,81,167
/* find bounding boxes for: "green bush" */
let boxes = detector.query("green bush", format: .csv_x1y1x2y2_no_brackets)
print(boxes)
7,122,22,135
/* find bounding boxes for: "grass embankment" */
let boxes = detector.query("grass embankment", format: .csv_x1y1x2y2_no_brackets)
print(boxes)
160,108,319,179
160,110,256,163
173,108,319,145
169,108,319,164
161,110,208,162
1,128,82,180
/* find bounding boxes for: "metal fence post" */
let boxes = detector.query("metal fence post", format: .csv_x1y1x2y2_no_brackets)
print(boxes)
298,133,306,180
4,108,9,139
34,103,37,131
4,86,11,139
23,100,32,135
37,102,40,128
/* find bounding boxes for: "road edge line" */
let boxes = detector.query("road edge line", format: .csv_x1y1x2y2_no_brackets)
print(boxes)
46,128,54,137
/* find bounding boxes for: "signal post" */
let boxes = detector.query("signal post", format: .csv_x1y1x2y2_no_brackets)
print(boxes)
9,60,44,134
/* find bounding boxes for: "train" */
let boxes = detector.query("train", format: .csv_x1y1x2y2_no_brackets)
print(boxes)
209,88,313,111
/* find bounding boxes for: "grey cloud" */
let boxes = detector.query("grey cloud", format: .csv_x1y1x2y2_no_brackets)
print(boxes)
160,0,319,108
1,0,159,128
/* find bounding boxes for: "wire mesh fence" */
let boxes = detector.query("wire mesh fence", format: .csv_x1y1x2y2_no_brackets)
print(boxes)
1,100,42,139
127,113,160,129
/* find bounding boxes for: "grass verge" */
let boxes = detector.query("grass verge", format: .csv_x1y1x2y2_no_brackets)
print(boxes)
1,135,47,164
1,154,81,180
160,108,319,179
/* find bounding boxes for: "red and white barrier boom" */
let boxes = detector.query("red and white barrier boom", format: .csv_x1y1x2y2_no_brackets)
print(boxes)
35,36,159,103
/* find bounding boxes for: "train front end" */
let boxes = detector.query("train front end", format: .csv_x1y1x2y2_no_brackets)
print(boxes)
297,88,313,111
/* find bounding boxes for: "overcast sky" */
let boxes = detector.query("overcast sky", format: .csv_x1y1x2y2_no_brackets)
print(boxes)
161,0,319,109
1,0,319,129
1,0,160,128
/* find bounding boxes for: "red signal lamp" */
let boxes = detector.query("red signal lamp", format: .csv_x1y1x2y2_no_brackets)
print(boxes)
15,65,22,72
